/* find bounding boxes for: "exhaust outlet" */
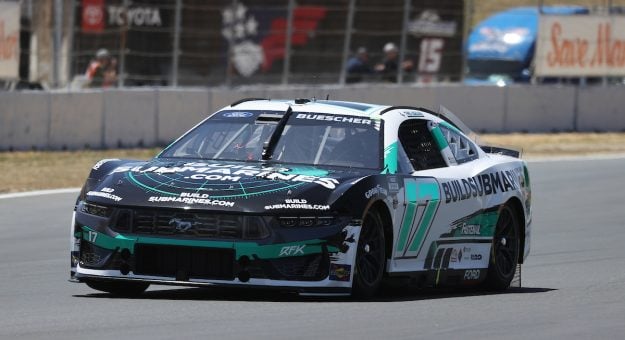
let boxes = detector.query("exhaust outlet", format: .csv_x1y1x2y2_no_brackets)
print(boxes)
120,263,130,275
238,270,250,283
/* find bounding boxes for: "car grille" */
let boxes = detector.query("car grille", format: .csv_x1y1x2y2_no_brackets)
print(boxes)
134,244,235,280
111,209,271,240
272,254,326,280
247,253,328,281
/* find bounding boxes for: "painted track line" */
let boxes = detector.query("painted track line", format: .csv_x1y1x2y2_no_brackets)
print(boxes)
0,188,81,200
525,153,625,163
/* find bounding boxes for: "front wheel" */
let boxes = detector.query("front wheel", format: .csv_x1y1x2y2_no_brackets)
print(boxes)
86,280,150,297
484,204,520,290
352,210,386,298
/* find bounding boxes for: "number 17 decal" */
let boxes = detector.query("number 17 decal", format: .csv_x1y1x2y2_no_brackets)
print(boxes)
87,230,98,243
395,178,441,258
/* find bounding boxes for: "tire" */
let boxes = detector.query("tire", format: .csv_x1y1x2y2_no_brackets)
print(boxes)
86,280,149,297
484,204,520,290
352,210,386,298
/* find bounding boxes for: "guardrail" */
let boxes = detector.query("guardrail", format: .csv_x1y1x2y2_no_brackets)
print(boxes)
1,84,624,151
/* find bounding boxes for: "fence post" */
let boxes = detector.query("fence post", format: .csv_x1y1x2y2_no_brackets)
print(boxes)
398,0,410,83
462,0,473,82
573,84,579,131
603,0,612,86
282,0,295,85
225,0,236,87
339,0,356,85
118,0,130,87
171,0,182,87
67,0,76,84
52,0,63,88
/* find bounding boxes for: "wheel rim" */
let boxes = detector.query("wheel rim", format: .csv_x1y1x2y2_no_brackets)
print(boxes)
356,212,384,286
493,206,519,278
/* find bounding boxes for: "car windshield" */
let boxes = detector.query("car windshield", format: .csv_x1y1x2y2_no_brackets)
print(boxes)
158,110,382,169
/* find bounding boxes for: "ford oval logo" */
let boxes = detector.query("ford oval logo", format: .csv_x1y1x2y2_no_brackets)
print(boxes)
222,111,253,118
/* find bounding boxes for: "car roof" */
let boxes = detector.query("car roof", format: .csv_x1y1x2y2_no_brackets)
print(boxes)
225,98,445,123
227,98,384,116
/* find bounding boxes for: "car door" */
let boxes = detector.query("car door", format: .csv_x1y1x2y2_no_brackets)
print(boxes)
390,118,489,277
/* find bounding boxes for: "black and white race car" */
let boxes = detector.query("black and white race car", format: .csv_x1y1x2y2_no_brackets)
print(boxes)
70,98,532,297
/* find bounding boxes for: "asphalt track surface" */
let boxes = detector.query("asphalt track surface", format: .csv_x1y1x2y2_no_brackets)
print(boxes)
1,157,624,340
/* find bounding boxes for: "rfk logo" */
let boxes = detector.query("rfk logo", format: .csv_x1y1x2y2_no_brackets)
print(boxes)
279,245,306,257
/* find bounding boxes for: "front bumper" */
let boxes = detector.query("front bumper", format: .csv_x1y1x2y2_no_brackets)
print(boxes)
70,207,361,295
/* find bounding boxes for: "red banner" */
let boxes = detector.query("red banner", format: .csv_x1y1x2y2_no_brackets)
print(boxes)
82,0,104,33
536,15,625,76
0,2,20,79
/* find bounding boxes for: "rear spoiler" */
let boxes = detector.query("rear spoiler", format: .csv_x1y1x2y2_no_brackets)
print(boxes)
480,145,522,158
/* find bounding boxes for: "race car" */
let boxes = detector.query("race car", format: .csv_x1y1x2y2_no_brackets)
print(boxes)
69,98,532,298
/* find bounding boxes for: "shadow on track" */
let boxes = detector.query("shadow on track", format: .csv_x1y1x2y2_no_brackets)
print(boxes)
73,286,556,303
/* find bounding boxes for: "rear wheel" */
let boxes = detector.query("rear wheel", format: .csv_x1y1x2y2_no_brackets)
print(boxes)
485,204,520,290
86,280,149,297
353,210,386,298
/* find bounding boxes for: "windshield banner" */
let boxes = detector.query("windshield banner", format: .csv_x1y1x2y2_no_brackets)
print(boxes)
535,15,625,77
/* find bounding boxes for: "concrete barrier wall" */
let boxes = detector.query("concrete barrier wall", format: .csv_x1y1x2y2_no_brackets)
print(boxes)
434,85,507,132
577,86,625,131
103,90,157,148
1,84,624,151
157,89,210,145
504,86,577,132
49,92,103,149
0,92,50,149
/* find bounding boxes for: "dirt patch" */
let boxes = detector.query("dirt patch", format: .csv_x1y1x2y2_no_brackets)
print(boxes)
480,133,625,158
1,133,625,193
0,148,159,194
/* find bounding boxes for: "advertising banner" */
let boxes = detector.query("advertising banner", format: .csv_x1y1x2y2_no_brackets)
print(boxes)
82,0,105,33
0,2,20,79
535,15,625,77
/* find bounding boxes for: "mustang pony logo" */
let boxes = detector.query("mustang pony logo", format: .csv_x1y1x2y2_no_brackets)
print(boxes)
169,218,194,232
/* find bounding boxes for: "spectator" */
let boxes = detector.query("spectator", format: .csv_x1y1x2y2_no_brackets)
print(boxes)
85,49,118,88
374,42,413,82
346,47,372,83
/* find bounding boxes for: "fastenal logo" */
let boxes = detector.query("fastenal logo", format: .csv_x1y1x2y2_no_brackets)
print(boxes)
169,218,193,232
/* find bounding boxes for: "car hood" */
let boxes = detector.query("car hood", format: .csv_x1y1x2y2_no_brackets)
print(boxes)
84,158,377,213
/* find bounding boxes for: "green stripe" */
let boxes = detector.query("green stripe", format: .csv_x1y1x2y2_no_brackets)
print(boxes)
383,142,398,174
238,182,248,199
430,126,449,150
439,121,462,134
405,180,418,201
82,226,135,252
417,182,440,201
396,181,440,254
80,226,338,259
396,202,417,252
407,200,438,252
396,180,418,252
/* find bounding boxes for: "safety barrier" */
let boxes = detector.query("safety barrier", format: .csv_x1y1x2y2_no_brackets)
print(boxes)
1,84,624,150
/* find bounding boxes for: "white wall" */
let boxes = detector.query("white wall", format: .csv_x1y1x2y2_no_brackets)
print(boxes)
49,91,103,149
504,86,577,132
1,84,623,150
0,92,50,150
577,86,625,131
